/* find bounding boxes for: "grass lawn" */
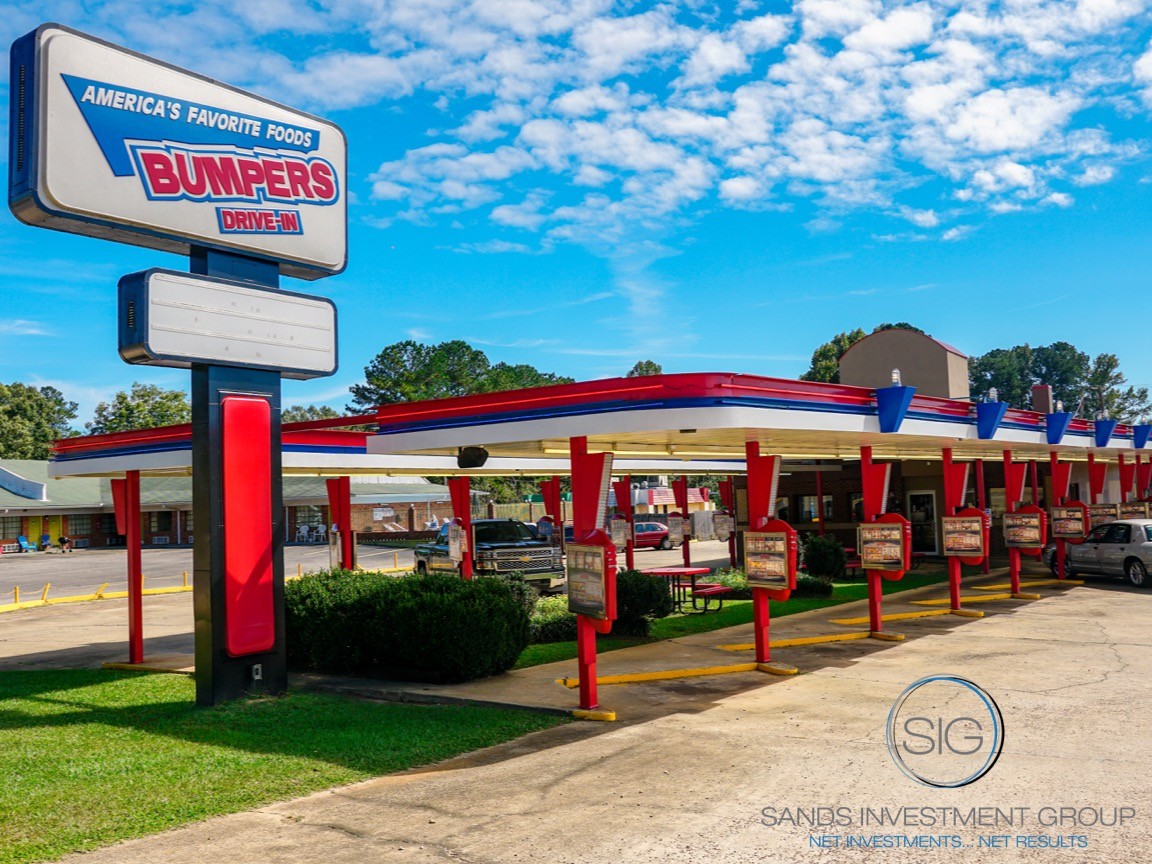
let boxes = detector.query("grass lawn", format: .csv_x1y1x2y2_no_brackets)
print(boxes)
515,568,950,669
0,670,566,864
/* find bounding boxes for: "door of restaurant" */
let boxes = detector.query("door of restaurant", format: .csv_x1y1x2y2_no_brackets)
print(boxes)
907,490,938,554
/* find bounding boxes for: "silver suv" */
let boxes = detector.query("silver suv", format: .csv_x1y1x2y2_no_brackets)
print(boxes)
1043,518,1152,587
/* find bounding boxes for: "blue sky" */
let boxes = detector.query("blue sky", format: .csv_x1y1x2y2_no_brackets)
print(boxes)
4,1,1152,425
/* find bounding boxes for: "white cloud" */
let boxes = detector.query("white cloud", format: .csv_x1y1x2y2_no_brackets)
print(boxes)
83,0,1148,247
0,320,52,336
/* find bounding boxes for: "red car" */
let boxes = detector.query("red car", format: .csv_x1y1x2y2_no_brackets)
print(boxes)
633,521,675,550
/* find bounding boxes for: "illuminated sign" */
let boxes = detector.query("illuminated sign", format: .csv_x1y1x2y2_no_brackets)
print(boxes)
567,544,609,619
942,516,984,558
448,523,466,564
1051,504,1088,540
10,24,347,279
608,517,629,548
118,270,337,379
859,523,906,571
743,531,792,588
1088,503,1119,529
1120,502,1149,520
714,513,734,543
1004,512,1044,549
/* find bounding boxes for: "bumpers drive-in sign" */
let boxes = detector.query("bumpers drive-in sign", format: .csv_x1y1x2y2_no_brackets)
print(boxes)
9,24,347,279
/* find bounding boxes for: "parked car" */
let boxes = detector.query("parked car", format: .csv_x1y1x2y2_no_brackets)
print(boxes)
563,521,677,550
634,521,675,550
1042,519,1152,587
414,519,565,592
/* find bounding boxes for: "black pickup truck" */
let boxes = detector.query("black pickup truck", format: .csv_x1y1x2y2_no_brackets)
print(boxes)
414,519,565,592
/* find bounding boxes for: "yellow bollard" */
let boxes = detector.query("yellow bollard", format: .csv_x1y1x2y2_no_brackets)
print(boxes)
94,582,108,599
13,586,19,605
40,583,51,602
393,551,399,569
182,571,189,587
297,562,303,577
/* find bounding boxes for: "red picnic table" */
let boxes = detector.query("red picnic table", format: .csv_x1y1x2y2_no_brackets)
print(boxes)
640,566,731,613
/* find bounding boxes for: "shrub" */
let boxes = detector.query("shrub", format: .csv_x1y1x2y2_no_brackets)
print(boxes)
531,595,578,643
713,568,752,600
790,574,834,598
285,570,531,683
801,533,845,581
612,570,675,637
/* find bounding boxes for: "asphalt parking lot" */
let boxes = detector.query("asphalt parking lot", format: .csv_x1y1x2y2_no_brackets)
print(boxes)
0,543,416,598
8,567,1147,864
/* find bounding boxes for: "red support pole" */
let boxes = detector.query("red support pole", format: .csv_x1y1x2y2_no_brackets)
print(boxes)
1088,453,1099,505
126,470,143,665
571,436,600,712
1009,547,1021,595
447,476,473,579
942,448,962,611
815,470,825,535
1029,460,1039,506
325,476,354,570
976,459,989,574
673,475,691,567
752,589,770,663
867,572,883,633
613,475,635,571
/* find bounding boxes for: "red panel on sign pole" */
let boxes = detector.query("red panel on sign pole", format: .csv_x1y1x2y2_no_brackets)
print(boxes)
222,395,275,657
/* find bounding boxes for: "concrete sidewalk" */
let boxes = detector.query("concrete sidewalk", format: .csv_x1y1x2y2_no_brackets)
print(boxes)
47,575,1152,864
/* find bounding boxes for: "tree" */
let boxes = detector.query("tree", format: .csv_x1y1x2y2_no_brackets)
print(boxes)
873,322,926,334
1030,342,1089,411
282,404,340,423
800,328,865,383
967,342,1150,421
626,360,663,377
0,383,78,459
1085,353,1152,423
349,340,493,409
349,339,573,411
86,383,190,434
968,346,1035,409
482,362,572,392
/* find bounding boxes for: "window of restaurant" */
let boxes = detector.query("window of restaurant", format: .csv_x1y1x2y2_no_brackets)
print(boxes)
0,516,21,538
145,511,173,533
798,494,833,522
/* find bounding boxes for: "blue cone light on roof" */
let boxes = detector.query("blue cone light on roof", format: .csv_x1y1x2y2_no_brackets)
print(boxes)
876,370,916,434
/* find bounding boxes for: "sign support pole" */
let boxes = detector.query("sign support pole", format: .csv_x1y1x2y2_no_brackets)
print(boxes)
976,459,990,574
191,248,287,707
447,476,473,579
126,469,143,665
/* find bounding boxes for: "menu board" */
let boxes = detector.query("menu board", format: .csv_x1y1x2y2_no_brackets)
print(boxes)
858,523,906,571
744,532,790,588
1050,505,1087,540
448,523,466,563
1088,504,1118,529
667,514,685,544
714,513,734,542
1004,512,1044,548
942,516,984,557
567,544,608,619
609,517,629,548
1120,502,1149,520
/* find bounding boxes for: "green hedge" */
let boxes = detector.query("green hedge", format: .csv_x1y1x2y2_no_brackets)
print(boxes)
711,568,832,599
531,596,578,643
611,570,674,636
527,571,676,642
285,570,530,682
